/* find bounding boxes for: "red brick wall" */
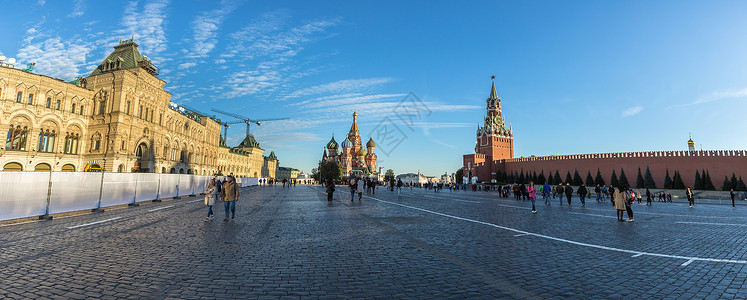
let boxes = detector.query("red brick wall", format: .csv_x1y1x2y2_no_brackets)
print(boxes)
495,151,747,189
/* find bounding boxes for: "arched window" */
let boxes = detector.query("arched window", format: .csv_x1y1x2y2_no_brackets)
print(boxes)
64,133,79,154
99,100,106,115
46,97,51,108
28,94,33,105
79,105,84,115
72,103,76,113
61,164,75,172
117,164,124,172
91,132,101,151
35,163,51,172
3,162,23,171
55,100,60,110
5,125,28,150
16,92,22,103
37,129,56,153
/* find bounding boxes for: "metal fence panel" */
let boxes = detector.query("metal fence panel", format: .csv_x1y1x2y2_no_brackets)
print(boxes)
0,172,50,220
158,174,180,199
49,172,102,214
135,173,160,202
100,173,137,207
178,174,195,197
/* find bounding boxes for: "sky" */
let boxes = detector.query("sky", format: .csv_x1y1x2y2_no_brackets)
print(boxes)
2,0,747,176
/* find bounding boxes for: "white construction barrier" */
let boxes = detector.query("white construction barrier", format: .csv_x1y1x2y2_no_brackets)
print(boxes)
135,173,160,202
158,174,180,199
48,172,102,214
0,172,50,221
178,174,195,197
100,173,137,207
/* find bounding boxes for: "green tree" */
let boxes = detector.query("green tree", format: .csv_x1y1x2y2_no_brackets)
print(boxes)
736,176,747,191
594,168,605,186
565,171,573,185
663,169,673,189
537,170,546,184
456,167,463,184
644,166,656,188
731,173,739,190
532,171,538,183
318,160,341,181
619,169,629,187
635,167,644,188
722,176,732,191
610,170,619,187
673,171,686,189
573,169,583,186
703,170,715,190
554,170,562,185
384,169,395,182
547,171,554,185
518,169,526,184
585,171,594,186
694,170,703,190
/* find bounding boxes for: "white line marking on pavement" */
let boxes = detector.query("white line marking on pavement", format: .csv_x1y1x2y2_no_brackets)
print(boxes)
453,199,481,203
514,233,530,237
148,205,174,212
632,253,645,258
681,259,696,266
568,212,617,219
187,199,203,203
364,195,747,266
676,221,747,226
0,220,41,227
67,217,122,229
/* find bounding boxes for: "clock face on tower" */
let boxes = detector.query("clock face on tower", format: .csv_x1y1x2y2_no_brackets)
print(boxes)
485,115,504,128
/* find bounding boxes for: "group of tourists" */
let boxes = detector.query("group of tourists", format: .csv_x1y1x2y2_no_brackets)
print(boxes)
203,173,239,222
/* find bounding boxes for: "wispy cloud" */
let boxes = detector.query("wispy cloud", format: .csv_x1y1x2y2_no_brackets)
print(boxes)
68,0,86,17
118,0,170,62
284,77,395,100
621,105,643,117
17,19,95,80
675,88,747,108
183,0,240,66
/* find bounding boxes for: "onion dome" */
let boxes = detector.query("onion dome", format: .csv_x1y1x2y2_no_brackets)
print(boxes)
341,137,352,149
366,137,375,148
326,135,339,149
357,147,367,156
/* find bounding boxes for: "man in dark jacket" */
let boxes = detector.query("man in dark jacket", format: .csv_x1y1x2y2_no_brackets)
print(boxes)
564,183,573,206
686,187,694,207
577,184,588,207
595,184,601,202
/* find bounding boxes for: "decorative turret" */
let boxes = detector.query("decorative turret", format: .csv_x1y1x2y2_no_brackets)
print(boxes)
326,135,339,150
347,111,361,152
237,133,262,149
89,38,159,77
688,135,695,152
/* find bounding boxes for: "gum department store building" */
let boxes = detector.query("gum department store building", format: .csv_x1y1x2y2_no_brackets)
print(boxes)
0,38,277,178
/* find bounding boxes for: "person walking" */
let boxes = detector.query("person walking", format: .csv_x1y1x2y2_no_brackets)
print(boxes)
397,178,404,196
543,182,552,205
595,184,601,202
564,183,573,206
577,184,588,207
601,186,608,201
646,188,651,206
204,178,216,221
528,181,537,213
371,180,376,195
624,185,634,221
686,187,694,207
356,177,364,201
557,184,564,206
221,175,239,221
349,178,357,201
613,185,627,222
608,186,616,206
326,178,335,201
730,188,736,208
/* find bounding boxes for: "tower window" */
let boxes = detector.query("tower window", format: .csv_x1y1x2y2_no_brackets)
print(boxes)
46,97,51,108
56,100,61,110
16,92,22,103
28,94,33,105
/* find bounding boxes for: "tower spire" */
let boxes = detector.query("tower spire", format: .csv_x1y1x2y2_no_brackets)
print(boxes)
489,75,498,99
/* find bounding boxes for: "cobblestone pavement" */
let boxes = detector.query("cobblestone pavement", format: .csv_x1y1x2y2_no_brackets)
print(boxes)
2,185,747,299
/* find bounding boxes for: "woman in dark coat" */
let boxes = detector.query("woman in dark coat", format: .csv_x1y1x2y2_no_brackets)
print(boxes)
326,179,335,202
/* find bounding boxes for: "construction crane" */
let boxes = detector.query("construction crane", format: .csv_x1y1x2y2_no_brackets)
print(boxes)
178,104,242,142
210,108,289,137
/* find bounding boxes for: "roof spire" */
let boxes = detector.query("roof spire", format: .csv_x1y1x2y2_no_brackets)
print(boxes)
489,75,498,100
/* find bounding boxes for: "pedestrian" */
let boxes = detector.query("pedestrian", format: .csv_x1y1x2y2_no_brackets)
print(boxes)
371,180,376,195
577,183,587,207
357,177,364,201
326,178,335,201
624,185,634,221
564,183,573,206
543,182,552,205
595,184,601,202
204,178,216,221
613,185,627,222
601,186,608,201
350,178,357,201
557,184,565,205
636,189,642,205
731,188,736,208
220,175,239,221
608,185,615,206
397,178,404,196
686,187,694,207
528,181,537,213
646,188,651,206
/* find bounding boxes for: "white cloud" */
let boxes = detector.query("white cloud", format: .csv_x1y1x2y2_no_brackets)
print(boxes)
68,0,86,17
118,0,170,62
621,105,643,117
178,62,197,69
17,36,94,80
284,77,395,100
676,88,747,108
183,0,240,65
37,0,45,5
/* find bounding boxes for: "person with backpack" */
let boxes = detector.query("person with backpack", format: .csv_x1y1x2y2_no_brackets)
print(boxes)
564,183,574,206
397,178,404,195
577,184,588,207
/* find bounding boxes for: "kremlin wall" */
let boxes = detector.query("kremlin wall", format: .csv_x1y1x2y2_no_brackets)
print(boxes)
464,80,747,189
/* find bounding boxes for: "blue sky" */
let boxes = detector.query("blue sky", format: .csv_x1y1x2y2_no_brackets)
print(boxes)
2,0,747,176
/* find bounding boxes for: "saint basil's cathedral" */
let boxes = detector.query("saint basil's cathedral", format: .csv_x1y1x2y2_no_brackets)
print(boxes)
323,112,379,179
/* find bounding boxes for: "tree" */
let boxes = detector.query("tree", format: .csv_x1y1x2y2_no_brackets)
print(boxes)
537,170,546,185
722,176,732,191
635,167,644,188
585,171,595,186
456,167,463,184
547,171,554,185
573,169,583,186
311,166,320,182
532,171,538,183
731,173,739,190
610,170,619,187
736,176,747,191
619,169,629,187
565,171,573,185
554,171,562,185
594,168,605,186
644,166,656,188
318,160,341,181
694,170,703,190
703,170,715,190
673,171,686,189
663,169,673,189
384,169,395,182
518,169,526,184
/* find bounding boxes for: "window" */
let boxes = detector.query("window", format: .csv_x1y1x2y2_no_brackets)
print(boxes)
80,105,84,115
55,100,60,110
126,101,130,115
16,92,22,103
5,125,28,150
99,100,106,114
150,110,154,122
159,114,162,125
28,94,33,105
72,103,76,113
46,98,51,108
139,106,142,118
121,140,126,150
37,129,56,153
95,140,100,150
145,107,149,120
64,133,79,154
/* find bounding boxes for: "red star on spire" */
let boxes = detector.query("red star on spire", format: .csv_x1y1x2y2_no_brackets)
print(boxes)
491,75,495,80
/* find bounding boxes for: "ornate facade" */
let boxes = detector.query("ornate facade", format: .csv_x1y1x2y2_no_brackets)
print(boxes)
0,38,278,178
323,112,378,178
